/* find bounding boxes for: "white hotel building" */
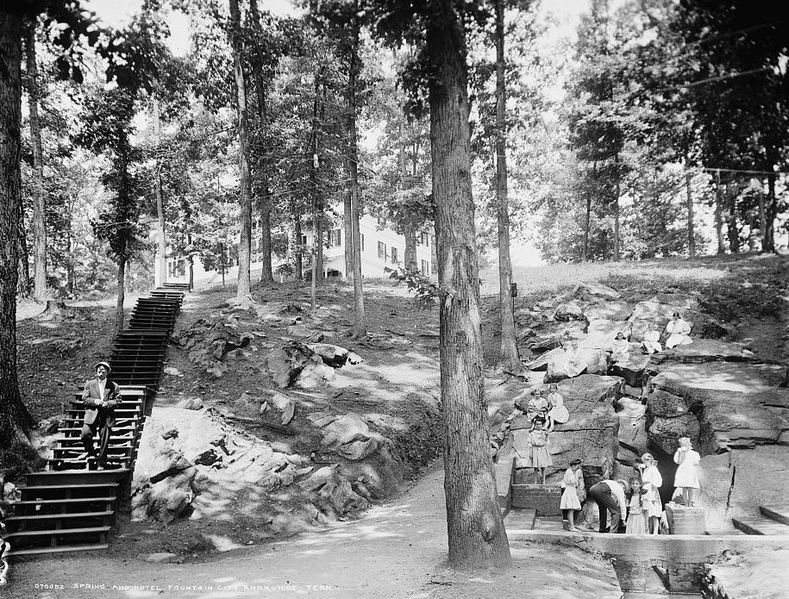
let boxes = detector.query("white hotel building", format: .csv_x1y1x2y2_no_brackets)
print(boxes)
158,214,436,288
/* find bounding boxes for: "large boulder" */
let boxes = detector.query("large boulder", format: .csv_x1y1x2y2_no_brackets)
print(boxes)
698,446,789,532
610,353,651,387
554,301,585,322
511,375,622,484
519,321,586,353
528,347,563,371
584,301,633,322
573,282,621,301
300,465,370,517
321,414,384,461
649,363,786,453
266,341,315,388
653,339,757,364
583,319,627,349
616,396,649,458
647,413,700,455
295,354,336,389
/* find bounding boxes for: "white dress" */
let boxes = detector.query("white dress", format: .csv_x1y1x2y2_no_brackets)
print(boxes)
641,465,663,518
560,467,583,510
665,319,692,348
547,392,570,424
642,330,662,353
610,339,631,363
673,448,700,489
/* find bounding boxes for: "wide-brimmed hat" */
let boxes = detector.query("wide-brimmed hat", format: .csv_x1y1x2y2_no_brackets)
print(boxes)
95,361,112,373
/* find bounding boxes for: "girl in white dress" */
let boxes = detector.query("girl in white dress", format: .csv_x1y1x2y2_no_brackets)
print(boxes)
673,436,701,506
642,324,662,354
560,458,584,531
546,384,570,431
526,416,552,484
625,477,648,534
665,312,692,348
638,452,663,534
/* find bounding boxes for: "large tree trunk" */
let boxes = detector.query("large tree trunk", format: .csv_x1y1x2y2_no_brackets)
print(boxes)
763,171,776,253
309,73,320,312
583,164,594,262
345,16,365,335
294,207,303,280
426,0,511,568
613,154,620,261
726,182,739,253
16,186,30,296
404,225,418,271
343,184,353,280
153,98,167,288
66,196,75,294
714,169,725,254
115,254,125,333
685,167,695,257
229,0,252,301
25,20,46,301
0,9,33,448
494,0,520,373
250,0,273,284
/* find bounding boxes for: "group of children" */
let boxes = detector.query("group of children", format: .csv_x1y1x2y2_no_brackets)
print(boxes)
559,437,701,534
517,385,571,484
609,311,694,364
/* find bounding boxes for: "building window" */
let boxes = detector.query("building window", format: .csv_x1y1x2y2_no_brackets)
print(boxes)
330,229,341,247
301,235,307,246
377,241,386,260
360,234,365,252
391,247,398,264
421,259,429,275
420,232,429,246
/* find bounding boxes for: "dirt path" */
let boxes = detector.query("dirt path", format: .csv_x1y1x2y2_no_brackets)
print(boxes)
5,462,619,599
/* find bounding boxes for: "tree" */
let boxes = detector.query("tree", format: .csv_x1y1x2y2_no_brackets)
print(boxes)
227,0,252,301
493,0,520,373
24,18,47,301
1,0,99,451
374,0,511,567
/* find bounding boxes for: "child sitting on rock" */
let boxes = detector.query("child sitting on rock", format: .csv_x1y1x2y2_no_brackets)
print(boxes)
546,384,569,431
526,388,550,424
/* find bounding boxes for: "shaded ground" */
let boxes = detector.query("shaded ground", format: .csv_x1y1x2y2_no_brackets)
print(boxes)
3,464,620,599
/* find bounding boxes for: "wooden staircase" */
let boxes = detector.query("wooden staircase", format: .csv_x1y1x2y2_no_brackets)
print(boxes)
3,284,187,558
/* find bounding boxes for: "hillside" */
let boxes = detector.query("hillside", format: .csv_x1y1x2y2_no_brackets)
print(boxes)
10,253,788,566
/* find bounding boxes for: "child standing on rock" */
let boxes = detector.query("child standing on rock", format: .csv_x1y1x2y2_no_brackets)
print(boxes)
526,416,552,484
625,477,648,534
673,436,701,506
560,458,584,531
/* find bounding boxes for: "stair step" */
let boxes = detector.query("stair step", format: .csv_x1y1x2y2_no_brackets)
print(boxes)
732,515,789,535
15,496,116,506
4,510,114,523
25,469,129,485
760,505,789,526
505,508,537,531
3,525,112,539
20,483,119,492
6,543,109,557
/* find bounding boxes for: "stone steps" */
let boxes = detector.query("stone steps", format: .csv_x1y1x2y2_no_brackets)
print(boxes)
731,515,789,536
759,504,789,526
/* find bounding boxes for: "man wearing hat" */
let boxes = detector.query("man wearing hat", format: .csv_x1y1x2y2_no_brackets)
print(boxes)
79,361,120,469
